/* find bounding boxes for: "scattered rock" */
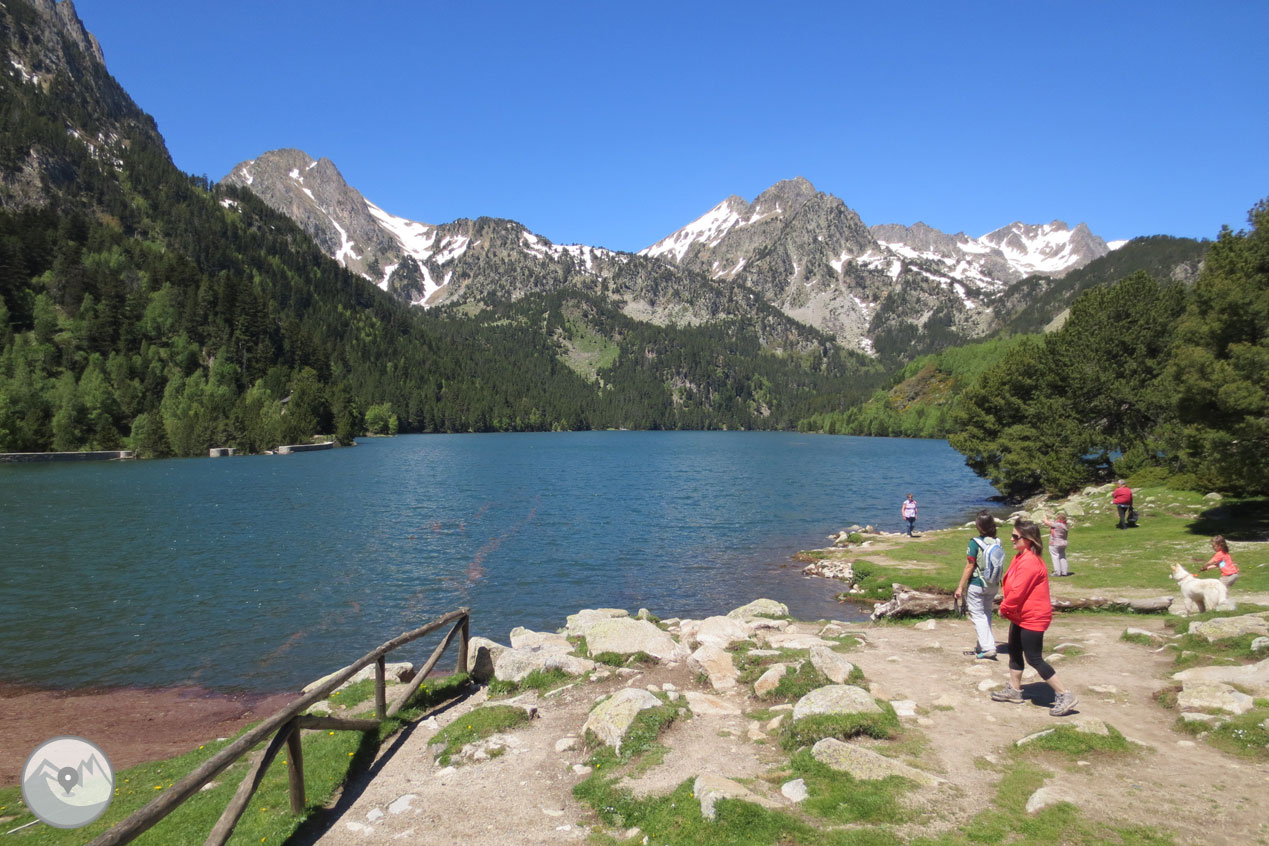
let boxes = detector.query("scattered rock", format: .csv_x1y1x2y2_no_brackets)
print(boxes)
726,599,789,620
792,685,881,720
760,631,835,650
890,700,918,717
388,794,416,815
563,609,629,637
467,637,507,682
1088,684,1119,695
693,616,752,649
1016,717,1109,746
1026,786,1073,814
1251,637,1269,652
809,647,856,684
781,778,809,802
802,559,856,581
1188,614,1269,642
1176,681,1255,715
583,688,663,752
509,627,572,651
494,646,595,683
1173,659,1269,696
754,664,787,698
555,736,579,753
693,773,776,820
1124,627,1163,643
915,620,937,631
688,645,739,691
977,679,1004,692
811,738,941,786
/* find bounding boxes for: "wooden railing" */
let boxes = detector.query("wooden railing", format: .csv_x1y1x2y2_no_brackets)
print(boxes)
88,608,471,846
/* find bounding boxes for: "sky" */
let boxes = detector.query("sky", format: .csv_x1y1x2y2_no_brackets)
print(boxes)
74,0,1268,253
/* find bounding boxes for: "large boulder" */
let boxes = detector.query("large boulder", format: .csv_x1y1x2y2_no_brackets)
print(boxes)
683,691,742,716
811,738,941,786
760,631,835,650
494,646,595,683
466,637,507,683
1177,681,1255,715
563,608,629,637
688,645,739,691
727,599,789,620
792,685,881,720
693,616,752,649
508,627,573,651
583,688,663,752
1174,660,1269,696
1189,614,1269,642
809,647,856,684
586,618,687,662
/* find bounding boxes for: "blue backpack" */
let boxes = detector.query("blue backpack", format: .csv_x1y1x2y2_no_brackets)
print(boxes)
972,536,1006,587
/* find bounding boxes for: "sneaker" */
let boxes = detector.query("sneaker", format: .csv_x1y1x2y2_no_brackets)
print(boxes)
976,651,998,660
991,686,1023,703
1049,692,1079,716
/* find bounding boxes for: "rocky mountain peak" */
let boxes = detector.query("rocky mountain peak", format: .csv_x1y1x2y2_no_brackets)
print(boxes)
750,176,818,217
23,0,105,68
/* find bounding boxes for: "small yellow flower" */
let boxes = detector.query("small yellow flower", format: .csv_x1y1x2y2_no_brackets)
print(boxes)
154,785,162,790
348,752,354,757
329,731,335,736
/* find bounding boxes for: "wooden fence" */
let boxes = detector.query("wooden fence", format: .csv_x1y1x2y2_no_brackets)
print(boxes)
87,608,471,846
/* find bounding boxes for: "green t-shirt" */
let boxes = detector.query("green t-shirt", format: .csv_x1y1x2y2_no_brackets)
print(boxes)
966,537,989,587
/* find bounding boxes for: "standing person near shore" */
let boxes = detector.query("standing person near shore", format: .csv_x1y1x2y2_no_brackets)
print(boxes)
1200,535,1239,588
990,519,1079,716
900,493,918,536
1112,480,1134,529
954,510,1002,660
1044,513,1071,577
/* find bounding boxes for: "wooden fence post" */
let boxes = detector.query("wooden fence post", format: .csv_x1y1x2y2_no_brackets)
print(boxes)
457,613,470,674
375,655,387,719
286,724,305,815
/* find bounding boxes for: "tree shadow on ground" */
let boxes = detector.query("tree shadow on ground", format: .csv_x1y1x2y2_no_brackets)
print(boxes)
1186,499,1269,542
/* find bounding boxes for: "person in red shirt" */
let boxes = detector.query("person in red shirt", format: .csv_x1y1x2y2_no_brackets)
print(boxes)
1112,480,1134,529
1200,535,1239,588
990,519,1079,716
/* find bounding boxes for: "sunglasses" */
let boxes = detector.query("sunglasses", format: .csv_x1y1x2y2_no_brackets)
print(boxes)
1011,533,1022,540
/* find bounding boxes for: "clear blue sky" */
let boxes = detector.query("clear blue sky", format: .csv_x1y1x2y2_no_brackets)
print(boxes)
76,0,1267,252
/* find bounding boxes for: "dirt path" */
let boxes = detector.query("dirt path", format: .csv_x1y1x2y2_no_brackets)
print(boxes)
300,613,1269,845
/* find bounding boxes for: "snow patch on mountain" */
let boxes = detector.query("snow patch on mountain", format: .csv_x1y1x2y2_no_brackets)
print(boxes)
639,197,750,262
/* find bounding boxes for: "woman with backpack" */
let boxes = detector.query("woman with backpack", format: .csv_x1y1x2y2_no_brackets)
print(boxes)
954,510,1002,660
990,519,1079,716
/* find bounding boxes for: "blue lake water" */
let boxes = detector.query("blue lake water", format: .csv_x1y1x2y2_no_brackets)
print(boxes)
0,432,997,692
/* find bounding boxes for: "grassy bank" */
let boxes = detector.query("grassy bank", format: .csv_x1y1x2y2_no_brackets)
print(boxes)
0,675,472,845
828,486,1268,599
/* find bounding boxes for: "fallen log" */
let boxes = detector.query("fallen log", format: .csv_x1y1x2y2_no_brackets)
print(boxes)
870,584,1174,620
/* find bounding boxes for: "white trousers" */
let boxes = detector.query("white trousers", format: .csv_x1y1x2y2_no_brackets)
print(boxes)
1050,544,1069,576
967,583,997,654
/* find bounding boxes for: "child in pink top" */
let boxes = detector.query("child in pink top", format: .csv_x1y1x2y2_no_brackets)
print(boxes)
1201,535,1239,588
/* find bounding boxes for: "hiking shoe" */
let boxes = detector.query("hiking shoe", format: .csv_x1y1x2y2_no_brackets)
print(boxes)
976,651,998,660
990,686,1023,703
1049,692,1079,716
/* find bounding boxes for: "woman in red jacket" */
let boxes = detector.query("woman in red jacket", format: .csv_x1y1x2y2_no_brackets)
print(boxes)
990,519,1079,716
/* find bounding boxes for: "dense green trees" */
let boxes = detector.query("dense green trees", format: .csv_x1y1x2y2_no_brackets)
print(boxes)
944,203,1268,497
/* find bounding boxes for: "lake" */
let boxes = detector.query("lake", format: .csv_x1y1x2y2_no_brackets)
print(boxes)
0,432,997,692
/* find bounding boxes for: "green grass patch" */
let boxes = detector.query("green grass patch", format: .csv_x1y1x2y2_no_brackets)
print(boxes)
919,759,1177,846
780,706,901,752
787,748,913,824
586,702,684,769
1166,630,1267,671
1016,724,1136,759
574,777,902,846
1196,708,1269,759
487,667,575,697
1120,631,1159,647
429,704,531,765
591,650,657,668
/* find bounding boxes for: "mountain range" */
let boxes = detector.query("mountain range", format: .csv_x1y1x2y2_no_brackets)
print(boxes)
224,152,1125,358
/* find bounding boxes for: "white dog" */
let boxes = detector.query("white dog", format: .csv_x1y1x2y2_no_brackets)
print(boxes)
1170,562,1230,615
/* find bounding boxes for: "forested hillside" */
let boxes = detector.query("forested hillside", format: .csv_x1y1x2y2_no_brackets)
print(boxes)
947,203,1268,497
0,1,881,456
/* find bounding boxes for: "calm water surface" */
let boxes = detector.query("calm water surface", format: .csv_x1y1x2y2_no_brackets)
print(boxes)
1,432,996,691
